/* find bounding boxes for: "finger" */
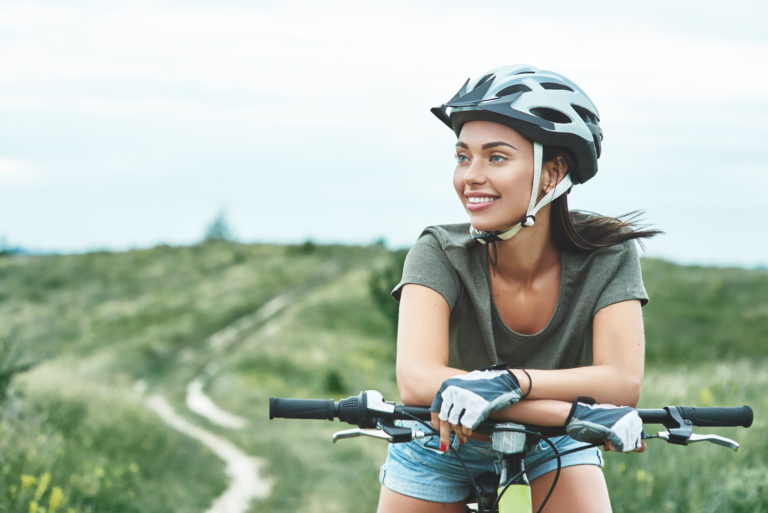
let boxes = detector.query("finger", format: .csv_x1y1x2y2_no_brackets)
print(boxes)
440,419,451,452
635,440,647,453
451,423,467,445
430,411,439,432
604,440,615,452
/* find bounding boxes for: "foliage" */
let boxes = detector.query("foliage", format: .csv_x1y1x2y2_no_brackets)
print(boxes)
0,365,227,513
0,338,33,404
605,359,767,512
0,242,764,512
203,208,236,241
367,248,407,334
641,258,768,363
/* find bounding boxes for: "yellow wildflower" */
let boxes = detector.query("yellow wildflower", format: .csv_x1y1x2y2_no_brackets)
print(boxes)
94,466,105,478
34,472,51,501
49,486,66,512
128,463,139,474
699,387,714,406
29,500,38,513
635,469,653,483
21,475,37,489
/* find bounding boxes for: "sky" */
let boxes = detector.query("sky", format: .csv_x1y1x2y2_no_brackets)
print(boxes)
1,0,767,267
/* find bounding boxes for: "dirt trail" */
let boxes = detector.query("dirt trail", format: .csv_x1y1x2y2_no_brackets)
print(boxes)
147,395,271,513
186,378,248,429
144,291,303,512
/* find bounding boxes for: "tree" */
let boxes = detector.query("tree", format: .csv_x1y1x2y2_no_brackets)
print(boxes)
203,209,235,242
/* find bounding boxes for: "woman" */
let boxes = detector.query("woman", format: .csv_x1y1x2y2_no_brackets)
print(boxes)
377,65,659,512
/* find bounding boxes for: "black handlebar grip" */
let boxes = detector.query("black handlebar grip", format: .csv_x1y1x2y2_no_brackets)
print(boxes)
675,405,753,428
269,397,336,420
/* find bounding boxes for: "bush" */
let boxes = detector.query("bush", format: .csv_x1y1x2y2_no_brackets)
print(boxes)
368,249,407,333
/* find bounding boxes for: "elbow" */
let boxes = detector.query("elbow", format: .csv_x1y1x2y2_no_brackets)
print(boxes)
396,371,427,406
398,384,425,407
396,364,436,407
620,373,643,408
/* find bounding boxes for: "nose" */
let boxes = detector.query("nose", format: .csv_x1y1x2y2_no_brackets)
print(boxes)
462,160,486,185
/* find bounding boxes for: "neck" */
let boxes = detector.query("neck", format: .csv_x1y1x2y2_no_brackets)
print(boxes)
489,207,559,284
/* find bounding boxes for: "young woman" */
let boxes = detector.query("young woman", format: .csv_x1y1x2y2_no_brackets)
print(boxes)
377,65,659,512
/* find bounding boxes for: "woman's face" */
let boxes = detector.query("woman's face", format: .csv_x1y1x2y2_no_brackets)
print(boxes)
453,120,535,233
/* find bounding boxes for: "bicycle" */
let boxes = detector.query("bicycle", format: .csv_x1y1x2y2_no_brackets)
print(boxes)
269,390,753,513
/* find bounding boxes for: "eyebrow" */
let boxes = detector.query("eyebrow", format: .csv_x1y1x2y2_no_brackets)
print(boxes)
455,141,518,151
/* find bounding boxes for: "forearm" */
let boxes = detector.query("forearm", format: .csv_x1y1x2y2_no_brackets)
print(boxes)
512,365,642,407
490,399,572,426
397,363,464,406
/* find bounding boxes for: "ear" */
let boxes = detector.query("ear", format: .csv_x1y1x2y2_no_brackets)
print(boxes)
541,155,568,194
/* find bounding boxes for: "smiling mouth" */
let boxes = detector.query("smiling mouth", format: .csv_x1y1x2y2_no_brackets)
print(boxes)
466,196,498,204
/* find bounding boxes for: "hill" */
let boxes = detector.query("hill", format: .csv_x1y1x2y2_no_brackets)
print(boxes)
0,242,764,512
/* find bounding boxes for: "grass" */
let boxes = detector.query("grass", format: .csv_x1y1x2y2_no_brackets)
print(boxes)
605,359,767,512
641,258,768,363
0,241,764,512
0,363,228,513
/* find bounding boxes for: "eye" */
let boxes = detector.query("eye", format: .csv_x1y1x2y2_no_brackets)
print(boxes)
455,153,470,164
490,154,507,163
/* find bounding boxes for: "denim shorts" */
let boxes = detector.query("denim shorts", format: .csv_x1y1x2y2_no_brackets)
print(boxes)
379,421,603,503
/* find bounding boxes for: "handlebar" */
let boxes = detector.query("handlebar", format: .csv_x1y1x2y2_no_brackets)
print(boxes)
269,390,753,430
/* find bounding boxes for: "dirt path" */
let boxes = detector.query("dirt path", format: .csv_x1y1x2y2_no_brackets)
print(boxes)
186,378,248,429
143,290,304,512
147,395,271,513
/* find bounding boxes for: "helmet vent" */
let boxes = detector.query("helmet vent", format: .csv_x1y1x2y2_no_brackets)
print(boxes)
572,104,599,124
496,84,532,97
540,82,573,91
474,73,495,89
530,107,571,124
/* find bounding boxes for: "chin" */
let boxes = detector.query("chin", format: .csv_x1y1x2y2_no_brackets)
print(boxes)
470,218,516,233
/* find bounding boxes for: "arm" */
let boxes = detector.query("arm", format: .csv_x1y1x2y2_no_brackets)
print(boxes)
396,284,563,422
395,283,460,406
510,299,645,407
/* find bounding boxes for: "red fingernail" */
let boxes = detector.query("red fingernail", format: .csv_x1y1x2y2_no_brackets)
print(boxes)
440,441,447,452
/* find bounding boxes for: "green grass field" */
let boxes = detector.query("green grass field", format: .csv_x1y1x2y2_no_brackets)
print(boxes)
0,242,764,512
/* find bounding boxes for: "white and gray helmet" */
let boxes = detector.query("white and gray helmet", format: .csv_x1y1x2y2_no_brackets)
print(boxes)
431,65,603,242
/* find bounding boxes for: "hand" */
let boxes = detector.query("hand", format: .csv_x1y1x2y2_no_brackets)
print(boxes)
565,401,644,453
430,369,522,431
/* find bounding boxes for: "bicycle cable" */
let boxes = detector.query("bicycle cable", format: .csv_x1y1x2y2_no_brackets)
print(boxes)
400,411,489,509
400,413,573,513
490,426,561,513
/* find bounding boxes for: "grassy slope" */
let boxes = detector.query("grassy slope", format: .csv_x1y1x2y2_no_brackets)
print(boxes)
0,244,765,512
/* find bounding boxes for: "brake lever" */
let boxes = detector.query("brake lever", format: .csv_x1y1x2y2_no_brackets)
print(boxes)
655,431,740,451
332,425,427,444
332,428,393,443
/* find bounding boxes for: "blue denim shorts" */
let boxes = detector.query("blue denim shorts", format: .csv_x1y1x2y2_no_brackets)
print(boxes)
379,421,603,503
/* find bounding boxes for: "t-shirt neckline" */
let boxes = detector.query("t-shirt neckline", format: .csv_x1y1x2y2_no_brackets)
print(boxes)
483,249,567,339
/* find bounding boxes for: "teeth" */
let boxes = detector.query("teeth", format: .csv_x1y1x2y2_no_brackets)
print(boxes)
467,197,496,204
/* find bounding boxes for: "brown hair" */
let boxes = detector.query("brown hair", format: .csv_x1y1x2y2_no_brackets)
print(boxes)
543,147,662,251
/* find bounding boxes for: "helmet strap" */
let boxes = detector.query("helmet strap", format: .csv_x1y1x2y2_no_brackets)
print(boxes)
471,142,573,244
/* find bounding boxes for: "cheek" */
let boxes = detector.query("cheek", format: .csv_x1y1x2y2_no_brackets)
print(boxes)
453,167,464,196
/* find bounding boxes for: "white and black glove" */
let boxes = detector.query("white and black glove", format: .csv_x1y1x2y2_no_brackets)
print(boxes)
430,369,522,430
565,400,644,452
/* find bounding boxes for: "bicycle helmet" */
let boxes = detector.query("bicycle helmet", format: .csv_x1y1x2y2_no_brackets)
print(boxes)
431,65,603,242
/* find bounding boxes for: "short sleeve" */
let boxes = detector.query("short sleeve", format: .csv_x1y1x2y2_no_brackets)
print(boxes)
391,230,462,309
593,239,649,315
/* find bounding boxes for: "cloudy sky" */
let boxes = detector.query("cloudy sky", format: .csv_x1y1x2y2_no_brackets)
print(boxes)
1,0,766,266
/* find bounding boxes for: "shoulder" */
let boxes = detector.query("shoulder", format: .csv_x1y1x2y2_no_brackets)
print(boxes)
566,237,640,268
415,223,476,251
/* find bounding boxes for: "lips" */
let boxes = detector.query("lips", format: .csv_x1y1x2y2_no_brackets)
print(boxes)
466,196,496,204
464,193,499,211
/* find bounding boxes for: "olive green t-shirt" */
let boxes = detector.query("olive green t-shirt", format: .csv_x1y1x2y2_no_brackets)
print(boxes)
392,222,648,371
